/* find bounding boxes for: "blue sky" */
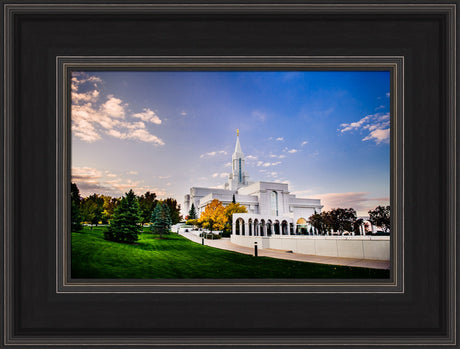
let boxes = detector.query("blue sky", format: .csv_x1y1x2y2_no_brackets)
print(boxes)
71,71,390,216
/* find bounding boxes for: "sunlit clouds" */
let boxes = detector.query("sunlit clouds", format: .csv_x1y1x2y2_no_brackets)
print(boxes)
339,112,390,145
310,192,390,215
71,73,164,145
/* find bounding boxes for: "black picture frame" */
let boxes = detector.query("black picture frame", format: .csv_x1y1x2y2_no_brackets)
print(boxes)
2,1,457,347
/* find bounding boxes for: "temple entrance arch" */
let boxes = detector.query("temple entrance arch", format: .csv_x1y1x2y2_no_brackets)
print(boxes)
296,217,308,235
274,220,280,235
260,219,266,236
281,220,289,235
266,220,273,236
236,218,245,235
254,219,259,236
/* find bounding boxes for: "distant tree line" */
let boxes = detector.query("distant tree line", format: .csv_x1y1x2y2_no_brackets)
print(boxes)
71,183,183,243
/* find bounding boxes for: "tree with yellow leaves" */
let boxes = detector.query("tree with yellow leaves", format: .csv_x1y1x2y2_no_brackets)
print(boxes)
223,202,248,236
198,199,227,232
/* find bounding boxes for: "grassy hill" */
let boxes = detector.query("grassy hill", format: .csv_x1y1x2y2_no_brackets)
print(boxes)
71,226,390,279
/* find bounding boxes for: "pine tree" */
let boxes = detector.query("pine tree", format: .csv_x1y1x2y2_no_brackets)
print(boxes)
232,194,236,204
104,189,142,243
188,203,197,220
150,202,172,239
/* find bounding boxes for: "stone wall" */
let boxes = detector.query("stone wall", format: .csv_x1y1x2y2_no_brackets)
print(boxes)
230,235,390,261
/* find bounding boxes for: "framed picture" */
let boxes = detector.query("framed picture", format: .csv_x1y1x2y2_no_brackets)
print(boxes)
2,1,457,347
61,58,398,287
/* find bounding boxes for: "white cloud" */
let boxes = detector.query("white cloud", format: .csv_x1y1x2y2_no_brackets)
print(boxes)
276,137,284,141
339,112,390,145
386,92,390,98
72,166,170,198
72,89,100,103
71,76,164,146
200,150,227,158
362,128,390,144
72,166,103,181
286,148,298,154
132,108,162,124
212,172,228,178
224,162,232,167
100,95,126,119
269,154,286,159
257,161,281,167
246,155,257,160
127,170,138,175
301,141,308,146
339,115,371,132
71,74,102,92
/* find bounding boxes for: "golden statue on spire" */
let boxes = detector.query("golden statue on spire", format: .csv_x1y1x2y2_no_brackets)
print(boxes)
237,129,239,136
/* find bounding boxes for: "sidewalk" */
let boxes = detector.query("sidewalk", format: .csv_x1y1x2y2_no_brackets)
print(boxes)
180,232,390,270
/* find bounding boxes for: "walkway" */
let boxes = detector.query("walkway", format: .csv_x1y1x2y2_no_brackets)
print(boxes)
179,232,390,270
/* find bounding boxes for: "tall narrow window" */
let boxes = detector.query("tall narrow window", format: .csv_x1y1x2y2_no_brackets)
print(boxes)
271,191,278,216
239,158,242,182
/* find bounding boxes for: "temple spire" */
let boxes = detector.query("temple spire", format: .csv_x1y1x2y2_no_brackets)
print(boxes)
234,129,243,154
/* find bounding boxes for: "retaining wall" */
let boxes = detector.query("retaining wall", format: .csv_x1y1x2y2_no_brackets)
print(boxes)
230,235,390,261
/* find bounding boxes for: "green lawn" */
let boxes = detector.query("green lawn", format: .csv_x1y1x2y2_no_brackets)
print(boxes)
71,226,390,279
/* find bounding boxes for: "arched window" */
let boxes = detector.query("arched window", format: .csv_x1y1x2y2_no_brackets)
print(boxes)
270,191,278,216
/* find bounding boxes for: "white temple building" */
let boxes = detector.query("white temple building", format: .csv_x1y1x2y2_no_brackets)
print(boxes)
184,130,323,235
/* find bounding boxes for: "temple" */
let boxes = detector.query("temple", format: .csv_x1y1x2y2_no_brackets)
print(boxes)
184,130,323,235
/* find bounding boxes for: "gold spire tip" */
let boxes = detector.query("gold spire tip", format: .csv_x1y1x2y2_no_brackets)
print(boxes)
237,129,239,136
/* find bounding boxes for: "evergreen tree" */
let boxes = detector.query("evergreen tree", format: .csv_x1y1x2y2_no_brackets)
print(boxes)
71,183,83,232
104,189,142,243
232,194,236,204
188,203,197,220
150,201,172,239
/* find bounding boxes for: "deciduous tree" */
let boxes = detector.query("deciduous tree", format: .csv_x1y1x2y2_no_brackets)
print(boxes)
328,208,357,233
163,198,182,225
138,191,157,224
223,202,247,235
368,205,391,232
81,194,104,228
71,183,83,232
198,199,226,232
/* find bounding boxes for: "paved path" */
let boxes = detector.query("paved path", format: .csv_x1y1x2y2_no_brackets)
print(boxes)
180,232,390,270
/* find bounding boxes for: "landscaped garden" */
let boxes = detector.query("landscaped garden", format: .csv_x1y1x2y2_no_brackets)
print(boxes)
72,226,390,279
